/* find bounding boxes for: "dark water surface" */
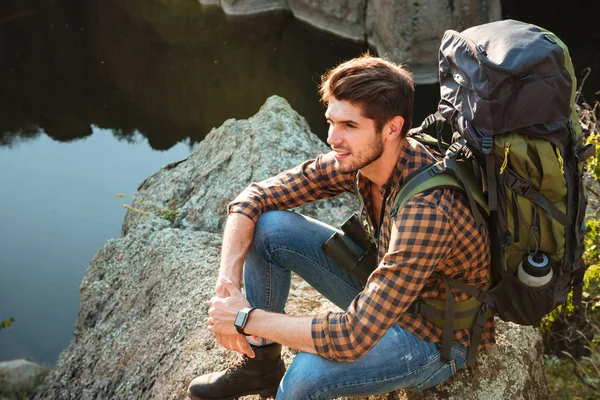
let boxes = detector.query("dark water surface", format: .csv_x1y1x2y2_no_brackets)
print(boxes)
0,0,442,364
0,0,375,363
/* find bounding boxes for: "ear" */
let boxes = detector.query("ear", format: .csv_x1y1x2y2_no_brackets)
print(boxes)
385,116,405,141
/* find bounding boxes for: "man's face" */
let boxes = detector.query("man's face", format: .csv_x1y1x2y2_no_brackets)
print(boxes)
325,98,384,174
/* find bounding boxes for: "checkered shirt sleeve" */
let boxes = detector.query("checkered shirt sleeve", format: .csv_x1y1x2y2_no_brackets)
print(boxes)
227,152,355,221
311,198,454,361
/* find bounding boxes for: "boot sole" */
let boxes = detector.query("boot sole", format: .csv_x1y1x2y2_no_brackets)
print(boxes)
191,384,278,400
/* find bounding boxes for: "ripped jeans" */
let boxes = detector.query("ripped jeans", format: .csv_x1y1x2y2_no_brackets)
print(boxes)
243,211,467,399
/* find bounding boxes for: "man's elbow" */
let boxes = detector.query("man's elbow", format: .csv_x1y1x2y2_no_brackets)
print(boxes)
329,339,373,362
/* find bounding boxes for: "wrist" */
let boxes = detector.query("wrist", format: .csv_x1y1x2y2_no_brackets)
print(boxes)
234,307,256,336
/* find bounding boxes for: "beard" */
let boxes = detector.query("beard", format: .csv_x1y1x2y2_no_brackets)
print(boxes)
336,134,385,173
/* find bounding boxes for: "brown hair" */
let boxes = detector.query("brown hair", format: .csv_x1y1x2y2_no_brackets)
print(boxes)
319,55,415,135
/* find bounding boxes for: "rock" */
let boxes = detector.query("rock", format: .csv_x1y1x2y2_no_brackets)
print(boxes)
203,0,502,83
219,0,288,15
121,96,354,236
366,0,502,83
288,0,367,43
0,359,48,399
32,96,548,399
405,320,548,399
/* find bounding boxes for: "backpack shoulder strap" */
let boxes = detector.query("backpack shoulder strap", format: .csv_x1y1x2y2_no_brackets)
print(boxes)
390,161,489,219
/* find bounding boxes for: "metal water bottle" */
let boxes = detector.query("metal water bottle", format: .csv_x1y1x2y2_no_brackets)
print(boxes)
517,252,553,287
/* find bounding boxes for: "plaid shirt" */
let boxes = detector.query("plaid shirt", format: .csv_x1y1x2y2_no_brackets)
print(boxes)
228,138,494,361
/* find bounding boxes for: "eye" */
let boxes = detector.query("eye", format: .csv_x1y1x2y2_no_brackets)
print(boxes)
346,123,357,129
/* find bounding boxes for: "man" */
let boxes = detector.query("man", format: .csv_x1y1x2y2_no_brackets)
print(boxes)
188,55,493,400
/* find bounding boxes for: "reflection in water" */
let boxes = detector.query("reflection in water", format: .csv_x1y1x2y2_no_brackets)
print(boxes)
0,0,370,149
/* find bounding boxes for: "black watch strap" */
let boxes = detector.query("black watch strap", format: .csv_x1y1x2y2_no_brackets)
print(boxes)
234,307,256,336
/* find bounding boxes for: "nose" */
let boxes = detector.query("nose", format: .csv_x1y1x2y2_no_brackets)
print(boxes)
326,124,343,147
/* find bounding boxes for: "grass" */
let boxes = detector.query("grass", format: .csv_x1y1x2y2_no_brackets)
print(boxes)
116,193,180,223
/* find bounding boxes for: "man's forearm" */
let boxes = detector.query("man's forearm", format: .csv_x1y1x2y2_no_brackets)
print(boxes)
219,213,255,288
245,310,317,354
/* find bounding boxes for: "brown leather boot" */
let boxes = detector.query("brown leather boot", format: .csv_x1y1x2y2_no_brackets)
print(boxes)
187,343,285,400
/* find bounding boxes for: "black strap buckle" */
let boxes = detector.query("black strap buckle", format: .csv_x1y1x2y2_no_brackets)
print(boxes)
481,136,493,154
430,162,445,175
421,114,438,130
445,137,466,159
412,302,423,314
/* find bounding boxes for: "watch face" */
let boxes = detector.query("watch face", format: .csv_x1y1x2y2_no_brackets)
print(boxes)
234,311,247,328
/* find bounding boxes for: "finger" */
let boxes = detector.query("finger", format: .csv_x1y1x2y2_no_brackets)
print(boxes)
220,276,241,296
208,307,218,319
217,276,232,297
215,279,227,298
238,337,255,358
250,335,262,344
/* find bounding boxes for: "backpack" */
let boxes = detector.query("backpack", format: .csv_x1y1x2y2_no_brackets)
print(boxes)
398,19,596,366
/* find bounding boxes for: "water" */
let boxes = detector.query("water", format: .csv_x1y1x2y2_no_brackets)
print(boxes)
0,130,190,362
0,0,383,364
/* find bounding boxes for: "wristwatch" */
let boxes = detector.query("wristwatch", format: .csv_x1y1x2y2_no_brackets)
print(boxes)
234,307,256,336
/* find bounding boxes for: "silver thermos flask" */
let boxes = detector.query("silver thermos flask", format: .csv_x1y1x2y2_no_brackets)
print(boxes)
517,253,553,287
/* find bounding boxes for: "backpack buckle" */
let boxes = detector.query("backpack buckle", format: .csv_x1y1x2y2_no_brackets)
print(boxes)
521,185,534,198
431,162,445,175
445,137,466,159
481,136,493,154
412,302,423,314
421,114,437,130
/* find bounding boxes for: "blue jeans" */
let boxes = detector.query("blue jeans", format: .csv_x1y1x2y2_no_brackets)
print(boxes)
244,210,467,399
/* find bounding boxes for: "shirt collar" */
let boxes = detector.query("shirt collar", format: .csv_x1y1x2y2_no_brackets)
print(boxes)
356,138,434,196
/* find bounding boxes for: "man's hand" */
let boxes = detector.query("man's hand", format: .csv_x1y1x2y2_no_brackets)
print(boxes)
209,277,251,334
214,274,236,298
213,275,247,355
214,332,255,358
209,277,256,357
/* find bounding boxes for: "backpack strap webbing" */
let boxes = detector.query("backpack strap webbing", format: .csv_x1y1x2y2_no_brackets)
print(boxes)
572,258,587,306
503,172,569,228
482,135,498,211
408,111,445,136
467,304,490,366
410,275,493,365
443,158,485,228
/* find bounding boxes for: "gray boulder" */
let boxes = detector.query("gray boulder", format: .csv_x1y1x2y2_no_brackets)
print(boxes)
0,359,48,400
201,0,502,82
32,96,548,399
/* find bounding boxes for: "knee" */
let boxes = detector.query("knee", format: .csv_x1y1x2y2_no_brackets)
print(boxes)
277,354,327,400
253,210,296,249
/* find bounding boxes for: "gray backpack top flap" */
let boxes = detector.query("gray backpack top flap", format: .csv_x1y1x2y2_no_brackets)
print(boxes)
438,19,572,135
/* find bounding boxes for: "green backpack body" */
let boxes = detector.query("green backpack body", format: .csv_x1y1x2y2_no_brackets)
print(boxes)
400,19,595,365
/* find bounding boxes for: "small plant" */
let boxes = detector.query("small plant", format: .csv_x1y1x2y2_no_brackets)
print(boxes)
116,193,180,222
543,80,600,398
0,317,14,330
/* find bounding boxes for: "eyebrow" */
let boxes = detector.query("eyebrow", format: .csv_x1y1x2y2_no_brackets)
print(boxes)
325,115,360,126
